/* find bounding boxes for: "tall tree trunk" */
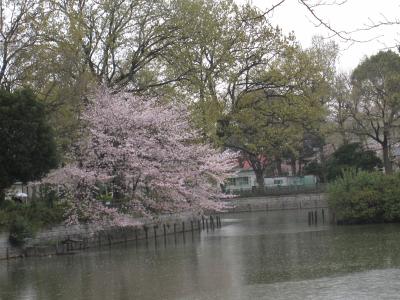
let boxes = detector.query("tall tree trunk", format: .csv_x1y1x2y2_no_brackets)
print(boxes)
247,155,266,191
276,157,282,176
382,138,392,174
341,131,349,145
338,120,348,145
290,157,296,176
254,169,265,191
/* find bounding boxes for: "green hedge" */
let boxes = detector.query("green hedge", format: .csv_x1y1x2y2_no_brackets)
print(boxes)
328,170,400,224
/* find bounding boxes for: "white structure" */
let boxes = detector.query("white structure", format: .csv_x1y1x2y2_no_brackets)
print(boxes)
225,169,317,193
5,182,35,201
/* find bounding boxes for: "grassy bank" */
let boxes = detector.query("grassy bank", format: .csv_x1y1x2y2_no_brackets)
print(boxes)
328,170,400,224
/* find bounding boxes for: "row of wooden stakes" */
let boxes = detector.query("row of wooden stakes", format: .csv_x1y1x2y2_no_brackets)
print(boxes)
308,209,326,225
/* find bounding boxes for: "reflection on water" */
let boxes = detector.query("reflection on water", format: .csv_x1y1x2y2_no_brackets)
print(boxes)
1,210,400,300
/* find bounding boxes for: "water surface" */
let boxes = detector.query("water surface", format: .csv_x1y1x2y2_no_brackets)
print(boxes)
1,210,400,300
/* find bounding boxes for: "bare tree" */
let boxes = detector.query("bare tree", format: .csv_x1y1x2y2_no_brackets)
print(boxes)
326,73,353,145
256,0,360,42
0,0,42,89
45,0,184,92
349,50,400,174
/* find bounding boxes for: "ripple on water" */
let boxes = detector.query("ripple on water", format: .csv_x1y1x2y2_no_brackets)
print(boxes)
179,268,400,300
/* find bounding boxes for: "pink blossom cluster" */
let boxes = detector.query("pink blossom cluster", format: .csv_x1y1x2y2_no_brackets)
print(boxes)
44,88,236,225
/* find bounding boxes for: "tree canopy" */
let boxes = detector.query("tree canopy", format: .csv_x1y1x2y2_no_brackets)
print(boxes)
217,42,330,188
0,89,58,201
349,50,400,174
326,143,382,180
43,89,235,225
304,142,382,181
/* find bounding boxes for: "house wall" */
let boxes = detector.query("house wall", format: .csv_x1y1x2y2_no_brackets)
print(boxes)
225,170,317,193
264,177,288,187
225,170,256,191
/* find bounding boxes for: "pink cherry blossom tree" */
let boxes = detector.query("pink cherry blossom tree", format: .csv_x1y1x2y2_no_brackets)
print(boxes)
43,88,236,225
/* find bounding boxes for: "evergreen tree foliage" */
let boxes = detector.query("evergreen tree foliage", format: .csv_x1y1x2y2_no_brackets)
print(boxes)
0,89,58,202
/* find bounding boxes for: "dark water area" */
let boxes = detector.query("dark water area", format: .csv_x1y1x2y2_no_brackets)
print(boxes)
1,210,400,300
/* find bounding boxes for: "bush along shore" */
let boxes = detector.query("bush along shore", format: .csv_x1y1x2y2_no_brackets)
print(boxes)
328,169,400,224
0,198,67,246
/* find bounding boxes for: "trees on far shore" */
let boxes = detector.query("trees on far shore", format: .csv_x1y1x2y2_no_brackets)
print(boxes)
304,143,382,182
326,50,400,175
349,50,400,174
2,0,400,222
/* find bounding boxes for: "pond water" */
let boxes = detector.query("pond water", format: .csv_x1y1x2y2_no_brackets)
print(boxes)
1,210,400,300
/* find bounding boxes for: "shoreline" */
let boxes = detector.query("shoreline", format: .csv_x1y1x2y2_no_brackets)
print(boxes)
0,192,328,260
0,213,221,260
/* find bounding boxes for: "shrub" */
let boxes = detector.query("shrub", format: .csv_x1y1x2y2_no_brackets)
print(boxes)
27,201,67,227
328,169,400,224
381,175,400,222
0,196,68,246
8,215,34,246
0,210,8,227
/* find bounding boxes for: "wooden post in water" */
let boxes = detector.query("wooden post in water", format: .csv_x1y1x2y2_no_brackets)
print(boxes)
206,218,209,232
322,209,325,223
202,216,205,230
182,221,185,233
6,247,9,260
163,224,167,238
314,210,318,224
308,211,311,225
210,215,214,230
191,220,194,232
153,226,157,240
198,220,201,231
144,226,148,240
174,223,177,245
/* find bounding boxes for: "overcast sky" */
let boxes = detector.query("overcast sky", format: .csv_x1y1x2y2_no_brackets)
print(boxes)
238,0,400,72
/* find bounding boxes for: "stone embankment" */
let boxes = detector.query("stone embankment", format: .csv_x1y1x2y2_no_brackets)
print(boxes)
224,193,327,213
